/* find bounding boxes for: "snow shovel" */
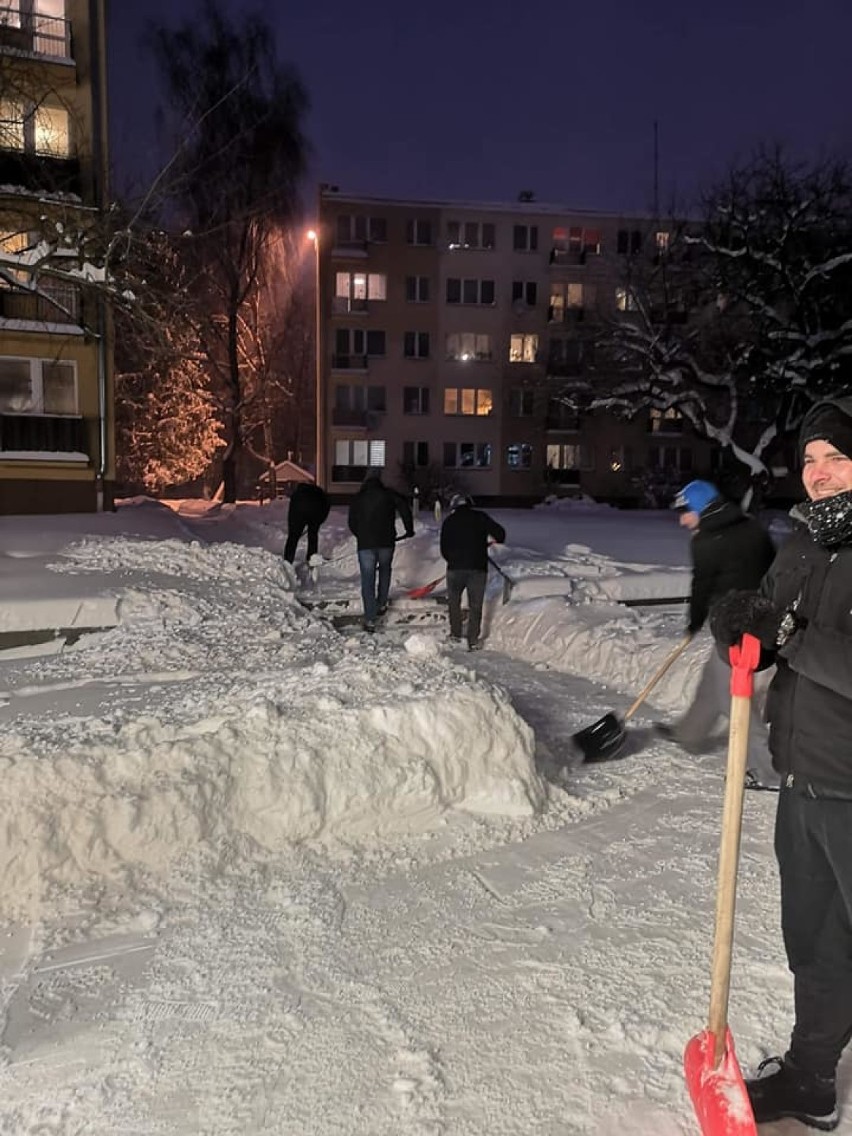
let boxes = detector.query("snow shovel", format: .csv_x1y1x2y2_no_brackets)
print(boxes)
572,633,692,761
683,632,761,1136
406,574,445,599
487,555,515,604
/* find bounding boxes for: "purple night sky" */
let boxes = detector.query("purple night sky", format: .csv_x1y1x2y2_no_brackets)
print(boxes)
107,0,852,213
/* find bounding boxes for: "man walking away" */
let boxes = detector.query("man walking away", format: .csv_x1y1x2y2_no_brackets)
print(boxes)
284,482,331,565
709,398,852,1131
655,479,776,786
347,471,414,632
440,494,506,651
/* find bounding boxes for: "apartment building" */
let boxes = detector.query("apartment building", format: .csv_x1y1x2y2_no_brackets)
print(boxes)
316,188,716,505
0,0,112,514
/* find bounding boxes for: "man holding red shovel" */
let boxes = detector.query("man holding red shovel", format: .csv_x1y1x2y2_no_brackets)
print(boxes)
710,397,852,1131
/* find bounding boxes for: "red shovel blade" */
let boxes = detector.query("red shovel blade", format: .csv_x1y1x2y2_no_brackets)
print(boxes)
406,576,444,599
684,1027,756,1135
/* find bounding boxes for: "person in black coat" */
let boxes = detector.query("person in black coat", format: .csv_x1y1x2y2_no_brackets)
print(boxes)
439,494,506,651
709,398,852,1129
655,479,776,783
347,471,414,631
284,483,331,564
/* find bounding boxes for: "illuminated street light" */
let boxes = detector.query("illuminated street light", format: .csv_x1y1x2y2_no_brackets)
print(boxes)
308,227,323,487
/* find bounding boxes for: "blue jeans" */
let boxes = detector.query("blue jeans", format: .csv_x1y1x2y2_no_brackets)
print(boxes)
357,547,394,622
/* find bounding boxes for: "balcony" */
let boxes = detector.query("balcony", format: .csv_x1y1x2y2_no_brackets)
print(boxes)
0,10,71,59
0,282,81,324
332,296,369,315
548,306,585,324
0,413,88,454
549,248,586,267
0,151,81,196
331,354,368,371
332,407,371,427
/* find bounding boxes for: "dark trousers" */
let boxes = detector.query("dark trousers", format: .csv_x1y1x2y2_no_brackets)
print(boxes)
775,787,852,1077
446,568,487,645
284,521,321,564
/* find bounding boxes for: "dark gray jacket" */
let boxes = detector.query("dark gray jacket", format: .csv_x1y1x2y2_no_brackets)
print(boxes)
762,395,852,786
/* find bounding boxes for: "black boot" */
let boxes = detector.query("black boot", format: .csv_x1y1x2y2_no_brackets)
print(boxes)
746,1056,838,1130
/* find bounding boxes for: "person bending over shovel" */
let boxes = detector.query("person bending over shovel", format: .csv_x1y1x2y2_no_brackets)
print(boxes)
655,479,776,788
709,397,852,1131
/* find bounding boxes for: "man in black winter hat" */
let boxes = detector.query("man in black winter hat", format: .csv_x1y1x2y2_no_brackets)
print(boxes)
440,494,505,650
710,396,852,1131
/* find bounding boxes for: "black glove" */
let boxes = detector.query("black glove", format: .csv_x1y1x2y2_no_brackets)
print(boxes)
709,590,789,650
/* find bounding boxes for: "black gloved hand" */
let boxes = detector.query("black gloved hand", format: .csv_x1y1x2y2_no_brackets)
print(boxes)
709,590,788,650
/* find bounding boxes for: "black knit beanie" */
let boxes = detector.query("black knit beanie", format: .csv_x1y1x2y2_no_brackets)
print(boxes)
799,403,852,461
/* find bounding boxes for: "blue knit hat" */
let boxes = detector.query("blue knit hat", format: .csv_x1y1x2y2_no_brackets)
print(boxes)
672,480,720,514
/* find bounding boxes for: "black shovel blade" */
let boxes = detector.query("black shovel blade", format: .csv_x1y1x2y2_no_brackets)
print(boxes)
572,712,627,762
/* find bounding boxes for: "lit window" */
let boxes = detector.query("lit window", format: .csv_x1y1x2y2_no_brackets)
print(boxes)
656,231,670,252
507,443,533,469
0,229,29,284
615,287,639,312
446,333,492,362
0,356,77,414
0,100,25,152
34,104,69,157
443,387,493,416
509,334,539,363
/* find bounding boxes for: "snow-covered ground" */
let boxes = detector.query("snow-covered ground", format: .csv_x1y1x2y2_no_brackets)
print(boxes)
0,496,824,1134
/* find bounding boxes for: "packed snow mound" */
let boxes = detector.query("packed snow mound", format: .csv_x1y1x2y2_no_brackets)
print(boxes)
0,662,542,915
0,536,544,915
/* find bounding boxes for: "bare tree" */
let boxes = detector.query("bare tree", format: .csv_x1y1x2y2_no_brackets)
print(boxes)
149,0,309,501
562,153,852,499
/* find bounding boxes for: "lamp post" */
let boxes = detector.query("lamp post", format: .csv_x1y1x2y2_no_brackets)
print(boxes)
307,227,324,487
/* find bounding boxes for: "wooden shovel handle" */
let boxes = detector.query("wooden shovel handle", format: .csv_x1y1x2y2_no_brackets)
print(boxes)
624,634,692,721
707,690,752,1065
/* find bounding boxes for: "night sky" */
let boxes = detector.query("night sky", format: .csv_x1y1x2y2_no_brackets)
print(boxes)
107,0,852,213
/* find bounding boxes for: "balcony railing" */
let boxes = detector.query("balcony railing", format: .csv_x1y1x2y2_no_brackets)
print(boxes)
331,354,368,370
0,151,81,195
0,413,88,454
0,281,81,324
0,10,71,59
332,407,371,427
332,296,369,315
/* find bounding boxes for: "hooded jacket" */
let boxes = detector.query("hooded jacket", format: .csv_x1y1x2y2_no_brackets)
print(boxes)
688,499,775,633
347,476,414,551
760,395,852,788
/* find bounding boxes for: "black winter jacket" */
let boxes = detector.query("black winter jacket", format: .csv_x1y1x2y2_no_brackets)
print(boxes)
762,520,852,789
347,479,414,550
288,483,330,528
440,505,506,571
688,500,775,633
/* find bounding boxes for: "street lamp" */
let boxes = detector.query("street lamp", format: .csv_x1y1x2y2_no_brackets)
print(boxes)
307,228,324,488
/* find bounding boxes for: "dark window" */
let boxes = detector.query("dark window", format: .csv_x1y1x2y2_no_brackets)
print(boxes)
403,441,430,466
482,222,496,249
369,217,387,242
446,278,462,304
480,279,495,305
463,279,478,304
403,332,429,359
464,221,479,247
512,280,537,305
405,219,432,245
631,230,643,254
365,330,386,356
617,229,629,255
443,442,456,468
367,386,386,412
403,387,430,415
405,275,430,302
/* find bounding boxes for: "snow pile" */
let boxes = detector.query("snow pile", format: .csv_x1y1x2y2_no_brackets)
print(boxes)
0,534,544,916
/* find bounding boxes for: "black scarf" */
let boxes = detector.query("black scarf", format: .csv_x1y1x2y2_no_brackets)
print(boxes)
799,489,852,548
